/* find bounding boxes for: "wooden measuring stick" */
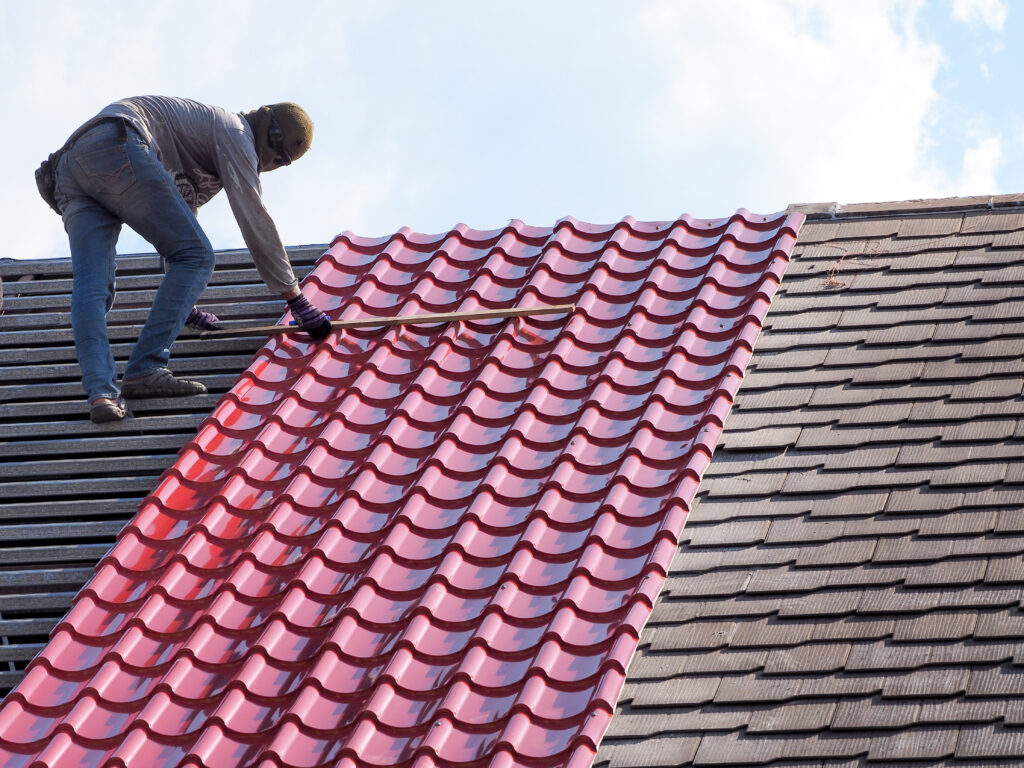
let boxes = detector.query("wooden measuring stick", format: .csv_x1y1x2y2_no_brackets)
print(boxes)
199,303,575,339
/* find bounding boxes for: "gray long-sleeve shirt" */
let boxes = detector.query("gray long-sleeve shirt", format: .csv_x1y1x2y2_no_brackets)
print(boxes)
91,95,298,294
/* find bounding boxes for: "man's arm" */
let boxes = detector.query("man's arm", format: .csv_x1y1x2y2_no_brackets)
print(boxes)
216,122,330,338
216,129,299,296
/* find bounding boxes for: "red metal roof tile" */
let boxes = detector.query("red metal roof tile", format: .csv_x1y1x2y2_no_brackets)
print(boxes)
0,212,800,767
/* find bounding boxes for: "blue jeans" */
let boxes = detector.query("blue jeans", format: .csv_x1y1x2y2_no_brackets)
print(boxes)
55,120,215,402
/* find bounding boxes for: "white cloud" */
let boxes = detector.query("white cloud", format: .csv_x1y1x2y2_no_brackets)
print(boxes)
955,134,1003,193
951,0,1008,31
2,1,367,260
633,0,994,209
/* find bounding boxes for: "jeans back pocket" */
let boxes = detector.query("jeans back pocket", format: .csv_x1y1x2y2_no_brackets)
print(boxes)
74,141,137,197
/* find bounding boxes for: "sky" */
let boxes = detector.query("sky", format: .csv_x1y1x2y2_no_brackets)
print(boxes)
1,0,1019,261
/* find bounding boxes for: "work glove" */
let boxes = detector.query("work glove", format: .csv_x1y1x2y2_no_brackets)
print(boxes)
185,306,220,330
287,293,332,340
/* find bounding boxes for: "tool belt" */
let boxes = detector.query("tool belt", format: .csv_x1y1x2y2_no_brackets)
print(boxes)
35,117,128,216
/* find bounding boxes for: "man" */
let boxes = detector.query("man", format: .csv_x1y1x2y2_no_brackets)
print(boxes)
46,95,332,424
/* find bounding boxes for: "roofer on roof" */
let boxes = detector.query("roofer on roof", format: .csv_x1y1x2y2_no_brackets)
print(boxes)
36,95,332,424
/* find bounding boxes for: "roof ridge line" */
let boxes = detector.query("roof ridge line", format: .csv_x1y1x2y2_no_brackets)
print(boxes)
787,193,1024,220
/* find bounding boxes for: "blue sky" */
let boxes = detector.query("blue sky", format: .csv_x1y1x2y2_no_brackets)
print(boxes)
1,0,1018,260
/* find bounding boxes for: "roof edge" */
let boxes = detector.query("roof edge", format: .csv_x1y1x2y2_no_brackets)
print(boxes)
788,192,1024,220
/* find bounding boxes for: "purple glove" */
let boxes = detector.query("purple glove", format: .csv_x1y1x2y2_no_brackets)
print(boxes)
287,293,332,340
185,306,220,330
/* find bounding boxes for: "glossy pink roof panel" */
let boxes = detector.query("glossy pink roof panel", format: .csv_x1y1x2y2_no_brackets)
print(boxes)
0,212,801,768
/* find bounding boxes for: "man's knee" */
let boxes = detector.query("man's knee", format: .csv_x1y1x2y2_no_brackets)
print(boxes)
175,243,215,289
196,243,216,277
169,240,215,276
71,271,115,305
70,287,114,320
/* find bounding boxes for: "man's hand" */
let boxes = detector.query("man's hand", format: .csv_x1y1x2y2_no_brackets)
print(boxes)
185,306,221,331
286,292,332,340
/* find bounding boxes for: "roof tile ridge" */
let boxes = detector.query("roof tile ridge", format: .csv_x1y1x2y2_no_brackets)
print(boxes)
788,193,1024,220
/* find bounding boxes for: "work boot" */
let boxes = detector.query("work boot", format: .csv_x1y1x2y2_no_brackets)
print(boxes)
90,396,127,424
122,368,207,398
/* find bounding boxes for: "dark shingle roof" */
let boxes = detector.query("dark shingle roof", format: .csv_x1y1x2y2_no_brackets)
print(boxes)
597,200,1024,767
0,246,323,694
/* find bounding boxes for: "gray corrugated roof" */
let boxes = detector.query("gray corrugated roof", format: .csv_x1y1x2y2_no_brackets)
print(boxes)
0,245,324,694
597,204,1024,767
